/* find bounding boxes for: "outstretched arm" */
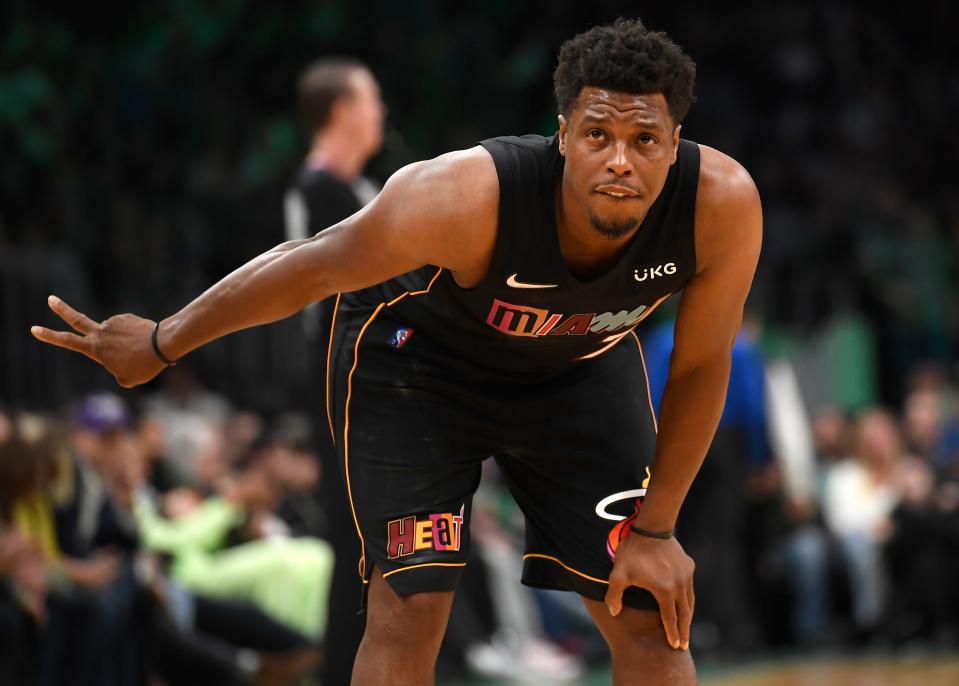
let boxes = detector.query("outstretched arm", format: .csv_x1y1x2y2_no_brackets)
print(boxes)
32,148,498,387
604,145,762,649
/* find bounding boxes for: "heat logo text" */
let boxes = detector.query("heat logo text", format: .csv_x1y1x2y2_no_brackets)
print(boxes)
387,505,465,559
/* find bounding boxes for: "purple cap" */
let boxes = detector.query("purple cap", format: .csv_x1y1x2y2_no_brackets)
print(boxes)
73,393,130,433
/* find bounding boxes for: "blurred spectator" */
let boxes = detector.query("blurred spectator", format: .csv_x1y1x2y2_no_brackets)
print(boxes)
822,409,904,637
645,319,768,655
1,405,141,686
903,388,959,481
132,438,334,640
136,414,190,494
0,525,38,684
102,429,325,685
246,418,327,539
762,365,832,647
884,450,959,645
142,366,232,481
0,408,43,684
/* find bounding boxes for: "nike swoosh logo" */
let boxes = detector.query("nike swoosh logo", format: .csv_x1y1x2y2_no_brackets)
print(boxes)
506,274,558,289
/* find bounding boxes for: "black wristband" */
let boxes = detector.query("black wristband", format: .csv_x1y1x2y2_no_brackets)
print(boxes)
151,321,178,367
629,524,675,540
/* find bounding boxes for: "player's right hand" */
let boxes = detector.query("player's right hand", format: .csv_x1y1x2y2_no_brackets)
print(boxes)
31,295,167,388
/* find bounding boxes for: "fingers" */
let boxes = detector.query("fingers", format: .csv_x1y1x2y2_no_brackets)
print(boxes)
687,581,696,621
604,575,626,617
30,326,97,361
658,592,681,649
47,295,98,334
677,594,692,651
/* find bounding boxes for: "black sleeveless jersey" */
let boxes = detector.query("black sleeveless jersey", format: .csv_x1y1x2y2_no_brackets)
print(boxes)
343,133,700,377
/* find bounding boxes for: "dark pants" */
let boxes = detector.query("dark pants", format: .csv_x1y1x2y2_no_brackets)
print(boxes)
40,563,141,686
194,595,313,652
0,583,34,686
146,591,315,686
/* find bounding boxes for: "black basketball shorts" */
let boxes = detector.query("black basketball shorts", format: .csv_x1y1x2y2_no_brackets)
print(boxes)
326,300,660,611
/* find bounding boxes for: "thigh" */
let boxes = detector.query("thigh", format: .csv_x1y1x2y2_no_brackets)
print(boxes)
497,334,660,610
330,305,495,597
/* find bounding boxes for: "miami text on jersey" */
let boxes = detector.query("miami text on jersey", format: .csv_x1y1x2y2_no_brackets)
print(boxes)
485,298,649,338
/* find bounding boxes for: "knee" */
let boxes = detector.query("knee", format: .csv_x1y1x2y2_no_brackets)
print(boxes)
364,589,451,658
607,613,696,685
605,608,670,659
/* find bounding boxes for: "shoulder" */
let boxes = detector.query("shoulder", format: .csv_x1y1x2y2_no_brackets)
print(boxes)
363,145,499,275
691,143,762,274
390,145,497,201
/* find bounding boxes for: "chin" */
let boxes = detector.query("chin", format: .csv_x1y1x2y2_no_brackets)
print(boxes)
588,212,640,240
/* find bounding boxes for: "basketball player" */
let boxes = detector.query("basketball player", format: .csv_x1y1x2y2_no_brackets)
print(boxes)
32,19,761,686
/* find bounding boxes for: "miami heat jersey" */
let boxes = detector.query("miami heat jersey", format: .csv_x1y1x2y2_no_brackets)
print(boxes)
344,133,700,376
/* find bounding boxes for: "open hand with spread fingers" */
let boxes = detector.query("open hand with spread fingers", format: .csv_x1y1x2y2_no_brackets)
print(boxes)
31,295,170,388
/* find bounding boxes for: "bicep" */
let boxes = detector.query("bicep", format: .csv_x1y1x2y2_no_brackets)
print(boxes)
293,148,497,298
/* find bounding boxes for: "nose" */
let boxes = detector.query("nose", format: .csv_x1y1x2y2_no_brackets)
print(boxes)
606,142,633,177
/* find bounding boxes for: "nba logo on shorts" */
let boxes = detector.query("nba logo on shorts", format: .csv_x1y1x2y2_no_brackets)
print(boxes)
389,327,414,349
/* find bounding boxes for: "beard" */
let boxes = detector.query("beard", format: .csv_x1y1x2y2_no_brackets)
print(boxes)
587,210,641,240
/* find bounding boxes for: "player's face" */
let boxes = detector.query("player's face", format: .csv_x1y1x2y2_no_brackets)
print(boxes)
345,68,386,158
558,89,680,240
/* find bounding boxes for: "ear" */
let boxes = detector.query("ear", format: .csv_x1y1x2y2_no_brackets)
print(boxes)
670,125,682,165
558,114,568,156
329,96,353,128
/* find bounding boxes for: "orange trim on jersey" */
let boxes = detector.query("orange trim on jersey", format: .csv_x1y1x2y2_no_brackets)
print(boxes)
343,302,386,579
381,561,467,579
386,267,444,307
342,268,445,582
522,553,609,585
325,292,342,444
630,330,659,434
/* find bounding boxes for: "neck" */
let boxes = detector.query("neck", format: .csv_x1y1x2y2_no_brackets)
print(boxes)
555,175,645,279
307,129,367,181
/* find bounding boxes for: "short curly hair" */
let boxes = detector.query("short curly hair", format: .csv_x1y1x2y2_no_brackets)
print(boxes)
553,18,697,125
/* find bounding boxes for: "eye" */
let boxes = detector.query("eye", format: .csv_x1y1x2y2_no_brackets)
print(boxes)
587,128,604,140
638,134,657,145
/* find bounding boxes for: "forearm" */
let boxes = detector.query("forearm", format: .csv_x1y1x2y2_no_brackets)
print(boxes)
134,495,243,554
158,237,328,359
635,357,732,531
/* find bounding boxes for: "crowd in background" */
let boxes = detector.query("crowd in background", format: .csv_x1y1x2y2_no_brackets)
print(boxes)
0,386,328,685
3,345,959,684
1,1,959,684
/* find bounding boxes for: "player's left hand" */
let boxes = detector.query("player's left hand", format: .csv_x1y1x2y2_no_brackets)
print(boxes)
604,533,695,650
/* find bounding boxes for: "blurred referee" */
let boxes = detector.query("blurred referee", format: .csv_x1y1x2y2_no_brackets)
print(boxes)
284,57,386,686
